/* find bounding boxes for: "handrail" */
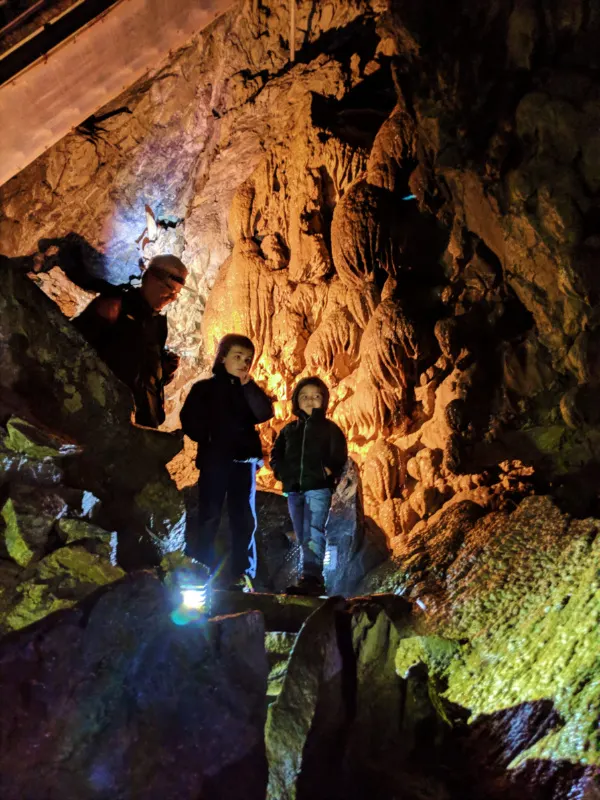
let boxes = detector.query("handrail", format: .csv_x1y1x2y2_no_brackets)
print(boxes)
0,0,48,41
0,0,122,87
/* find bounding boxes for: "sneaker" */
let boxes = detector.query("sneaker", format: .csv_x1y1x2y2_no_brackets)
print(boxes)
285,575,326,597
228,574,254,593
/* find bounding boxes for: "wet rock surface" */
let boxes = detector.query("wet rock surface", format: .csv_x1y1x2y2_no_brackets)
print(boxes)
0,417,127,633
0,572,269,800
266,594,454,800
364,494,600,798
1,0,600,797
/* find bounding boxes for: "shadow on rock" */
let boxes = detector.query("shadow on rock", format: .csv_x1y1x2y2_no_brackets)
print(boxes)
0,573,269,800
445,699,600,800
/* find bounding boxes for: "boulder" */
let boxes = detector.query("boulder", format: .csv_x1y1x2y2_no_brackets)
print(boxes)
3,546,125,631
266,596,348,800
266,594,452,800
0,573,269,800
56,518,117,564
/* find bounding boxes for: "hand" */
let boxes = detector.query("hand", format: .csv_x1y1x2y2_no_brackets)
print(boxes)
162,350,180,385
240,373,252,385
163,350,180,374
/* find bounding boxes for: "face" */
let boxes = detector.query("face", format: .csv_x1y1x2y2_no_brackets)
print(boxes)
298,384,325,415
222,346,253,379
141,267,186,311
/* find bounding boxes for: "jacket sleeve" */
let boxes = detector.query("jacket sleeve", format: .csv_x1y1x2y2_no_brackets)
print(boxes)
179,382,210,444
243,380,274,423
270,428,287,481
327,422,348,480
72,296,122,351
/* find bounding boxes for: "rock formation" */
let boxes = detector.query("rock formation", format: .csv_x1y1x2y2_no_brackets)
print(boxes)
1,0,600,797
3,0,599,537
0,573,269,800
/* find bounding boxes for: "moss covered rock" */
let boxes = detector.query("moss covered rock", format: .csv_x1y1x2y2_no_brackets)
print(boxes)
4,546,125,631
364,495,600,788
1,497,56,567
3,417,81,460
56,518,117,564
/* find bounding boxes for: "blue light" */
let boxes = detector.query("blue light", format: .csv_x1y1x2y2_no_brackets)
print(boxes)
401,194,417,201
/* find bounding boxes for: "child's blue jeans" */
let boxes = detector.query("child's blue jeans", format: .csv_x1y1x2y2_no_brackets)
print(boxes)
287,488,332,579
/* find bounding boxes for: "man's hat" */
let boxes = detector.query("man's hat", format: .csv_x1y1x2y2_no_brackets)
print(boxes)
147,254,188,281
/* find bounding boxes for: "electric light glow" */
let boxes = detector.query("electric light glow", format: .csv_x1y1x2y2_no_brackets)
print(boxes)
181,585,208,610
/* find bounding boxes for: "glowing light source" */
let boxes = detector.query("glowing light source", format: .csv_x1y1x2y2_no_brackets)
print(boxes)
170,577,210,624
323,546,337,571
182,585,208,610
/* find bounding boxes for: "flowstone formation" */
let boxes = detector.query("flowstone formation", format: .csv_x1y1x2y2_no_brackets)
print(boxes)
3,0,599,538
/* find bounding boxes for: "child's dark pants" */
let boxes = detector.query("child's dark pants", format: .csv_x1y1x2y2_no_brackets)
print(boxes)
187,461,257,580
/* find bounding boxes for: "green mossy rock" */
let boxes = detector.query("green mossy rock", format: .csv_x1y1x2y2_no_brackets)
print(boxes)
1,498,56,567
365,496,600,769
56,518,117,564
3,417,82,460
4,546,125,632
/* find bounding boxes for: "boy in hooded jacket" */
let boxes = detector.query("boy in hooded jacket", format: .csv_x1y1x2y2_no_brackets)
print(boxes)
180,333,274,589
270,376,347,595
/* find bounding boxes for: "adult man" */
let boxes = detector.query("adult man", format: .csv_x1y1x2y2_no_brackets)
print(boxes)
74,254,188,427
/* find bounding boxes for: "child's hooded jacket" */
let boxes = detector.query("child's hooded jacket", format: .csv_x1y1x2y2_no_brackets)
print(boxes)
270,378,347,492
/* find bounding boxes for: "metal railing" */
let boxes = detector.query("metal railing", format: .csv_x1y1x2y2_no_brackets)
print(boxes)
0,0,121,86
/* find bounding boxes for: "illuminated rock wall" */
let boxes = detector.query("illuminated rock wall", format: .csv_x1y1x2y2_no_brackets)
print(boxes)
1,2,600,793
1,0,600,543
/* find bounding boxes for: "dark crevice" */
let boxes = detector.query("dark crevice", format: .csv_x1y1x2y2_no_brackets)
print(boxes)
311,64,397,150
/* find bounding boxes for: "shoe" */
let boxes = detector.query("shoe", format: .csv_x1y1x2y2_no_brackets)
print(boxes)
228,574,254,593
285,575,325,597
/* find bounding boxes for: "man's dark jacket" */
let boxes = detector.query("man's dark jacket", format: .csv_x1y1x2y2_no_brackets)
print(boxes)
180,364,274,465
73,287,173,428
270,407,347,493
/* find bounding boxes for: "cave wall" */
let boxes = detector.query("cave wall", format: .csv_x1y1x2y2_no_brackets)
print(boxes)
1,0,600,538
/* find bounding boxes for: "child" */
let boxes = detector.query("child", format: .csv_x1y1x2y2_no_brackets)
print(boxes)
270,376,347,595
180,334,274,590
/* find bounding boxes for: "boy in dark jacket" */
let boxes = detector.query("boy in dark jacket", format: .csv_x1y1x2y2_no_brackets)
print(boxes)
271,376,347,595
180,333,274,589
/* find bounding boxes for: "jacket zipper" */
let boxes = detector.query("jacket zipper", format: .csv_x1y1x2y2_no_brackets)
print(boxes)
299,420,307,491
